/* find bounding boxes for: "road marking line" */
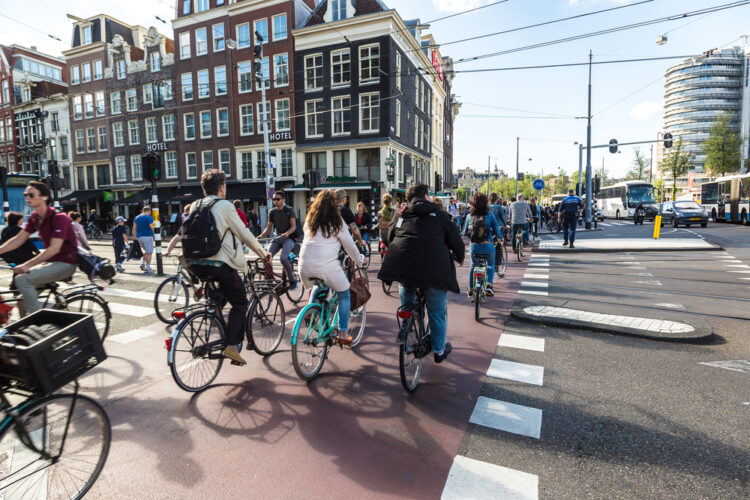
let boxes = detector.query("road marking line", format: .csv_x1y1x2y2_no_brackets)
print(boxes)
522,274,549,280
521,282,548,288
729,271,750,274
630,280,663,286
498,334,545,352
519,290,548,296
698,360,750,374
108,328,157,344
725,264,750,268
487,359,544,386
654,303,685,310
469,396,542,439
627,272,654,277
441,455,538,500
101,287,180,303
107,302,156,317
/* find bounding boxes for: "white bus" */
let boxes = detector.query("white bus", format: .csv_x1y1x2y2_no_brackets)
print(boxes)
598,181,658,219
701,173,750,224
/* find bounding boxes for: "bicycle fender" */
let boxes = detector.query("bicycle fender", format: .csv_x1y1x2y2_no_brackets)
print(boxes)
290,304,321,345
167,328,181,365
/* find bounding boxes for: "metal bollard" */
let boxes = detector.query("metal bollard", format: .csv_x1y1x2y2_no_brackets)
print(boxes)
653,215,662,239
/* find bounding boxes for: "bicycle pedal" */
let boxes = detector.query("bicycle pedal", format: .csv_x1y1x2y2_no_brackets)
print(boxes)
230,360,246,366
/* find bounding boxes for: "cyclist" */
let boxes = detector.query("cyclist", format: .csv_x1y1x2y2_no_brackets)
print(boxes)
378,193,396,248
133,205,155,274
529,198,540,238
509,194,532,253
559,189,583,248
378,183,464,364
335,189,366,253
258,191,299,291
355,202,373,256
488,193,507,233
299,190,365,345
0,181,78,316
69,211,91,251
0,211,39,266
182,169,269,365
468,193,503,297
88,208,100,233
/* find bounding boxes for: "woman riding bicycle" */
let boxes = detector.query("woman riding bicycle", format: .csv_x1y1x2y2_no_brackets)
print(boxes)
299,190,365,345
467,193,503,298
355,202,373,255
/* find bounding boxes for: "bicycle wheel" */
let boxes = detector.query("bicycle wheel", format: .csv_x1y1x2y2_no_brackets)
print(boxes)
154,276,190,325
0,393,111,500
347,304,367,348
474,286,482,322
247,291,285,355
170,311,225,392
399,317,423,392
516,234,523,261
285,270,306,304
94,230,103,241
291,305,328,381
60,294,111,341
495,243,508,278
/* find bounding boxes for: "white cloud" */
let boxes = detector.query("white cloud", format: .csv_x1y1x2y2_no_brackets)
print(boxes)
629,101,662,121
433,0,493,13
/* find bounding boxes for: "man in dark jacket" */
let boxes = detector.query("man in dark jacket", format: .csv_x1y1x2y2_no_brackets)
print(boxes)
378,183,465,363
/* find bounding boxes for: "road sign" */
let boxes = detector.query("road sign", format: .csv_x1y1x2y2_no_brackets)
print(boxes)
609,139,619,154
268,188,275,199
517,172,525,181
533,179,545,191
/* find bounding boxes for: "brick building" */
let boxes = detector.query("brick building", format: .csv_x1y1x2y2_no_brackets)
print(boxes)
0,48,18,177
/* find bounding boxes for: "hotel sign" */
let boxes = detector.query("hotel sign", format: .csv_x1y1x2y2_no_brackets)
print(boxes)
432,51,444,82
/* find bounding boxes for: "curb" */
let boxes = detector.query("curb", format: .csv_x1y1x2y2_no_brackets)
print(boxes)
510,303,713,341
533,244,723,254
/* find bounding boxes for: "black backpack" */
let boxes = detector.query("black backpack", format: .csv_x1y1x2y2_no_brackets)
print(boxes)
181,199,227,259
469,215,487,243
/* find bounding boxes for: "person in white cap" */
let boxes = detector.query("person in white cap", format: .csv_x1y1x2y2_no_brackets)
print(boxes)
112,216,129,272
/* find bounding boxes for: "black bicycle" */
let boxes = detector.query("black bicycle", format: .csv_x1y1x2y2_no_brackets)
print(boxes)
494,236,508,278
396,289,433,392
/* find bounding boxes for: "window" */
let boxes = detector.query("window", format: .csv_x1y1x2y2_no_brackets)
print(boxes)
145,117,158,143
237,23,250,49
4,118,10,142
109,92,121,116
259,57,270,89
196,0,209,13
126,88,137,112
281,149,293,177
357,148,380,181
257,101,270,133
305,100,324,138
2,81,8,103
219,149,231,176
98,126,107,150
143,83,153,104
116,156,127,181
84,94,94,119
200,110,211,138
273,54,289,87
182,0,191,15
163,115,175,141
332,0,347,21
73,96,82,120
275,99,290,131
419,81,425,111
254,19,268,44
305,54,323,91
162,80,173,100
305,152,326,173
396,53,401,89
360,93,380,133
71,66,80,85
331,49,350,87
112,122,124,147
75,130,85,153
179,32,191,59
196,28,208,55
216,108,229,136
82,26,92,45
333,150,349,177
197,69,209,98
131,155,142,181
332,96,351,136
128,120,140,145
241,152,252,178
238,62,252,93
202,151,213,173
82,63,91,82
60,136,69,160
214,66,227,95
186,152,198,179
395,100,401,137
181,73,193,100
87,128,96,152
184,113,195,140
272,14,287,41
414,115,419,146
117,60,126,79
418,119,423,150
212,23,225,51
165,151,178,178
150,52,161,72
256,151,266,178
239,104,253,135
359,44,380,83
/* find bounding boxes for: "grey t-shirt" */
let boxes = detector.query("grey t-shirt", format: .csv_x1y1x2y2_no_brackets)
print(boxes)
509,201,532,224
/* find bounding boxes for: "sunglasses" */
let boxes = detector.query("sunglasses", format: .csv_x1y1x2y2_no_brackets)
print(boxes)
23,192,37,198
272,198,282,201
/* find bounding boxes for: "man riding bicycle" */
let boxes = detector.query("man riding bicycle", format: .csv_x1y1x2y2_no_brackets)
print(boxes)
509,194,533,252
0,181,78,316
378,183,464,364
258,190,299,291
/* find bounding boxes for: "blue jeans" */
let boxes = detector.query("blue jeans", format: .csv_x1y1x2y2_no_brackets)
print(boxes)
469,243,495,286
511,223,526,252
269,236,296,283
309,286,350,332
562,214,578,243
361,231,370,256
399,285,448,354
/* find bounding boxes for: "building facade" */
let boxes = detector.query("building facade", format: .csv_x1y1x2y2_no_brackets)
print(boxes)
0,48,18,177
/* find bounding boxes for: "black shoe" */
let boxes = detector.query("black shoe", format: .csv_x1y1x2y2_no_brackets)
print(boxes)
569,243,575,249
435,343,452,364
562,241,569,246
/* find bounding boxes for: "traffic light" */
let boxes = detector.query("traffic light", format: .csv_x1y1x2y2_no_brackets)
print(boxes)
142,154,162,182
609,139,619,154
371,181,380,197
594,175,601,194
303,170,321,190
663,133,673,149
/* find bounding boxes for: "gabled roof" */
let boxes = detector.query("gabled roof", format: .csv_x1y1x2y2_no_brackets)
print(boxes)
306,0,389,27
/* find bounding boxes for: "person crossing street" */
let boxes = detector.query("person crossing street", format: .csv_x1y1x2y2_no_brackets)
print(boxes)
559,189,583,248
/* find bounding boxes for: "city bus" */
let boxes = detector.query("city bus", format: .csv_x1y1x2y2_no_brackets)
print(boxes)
0,172,39,224
700,173,750,224
551,194,566,205
598,181,658,219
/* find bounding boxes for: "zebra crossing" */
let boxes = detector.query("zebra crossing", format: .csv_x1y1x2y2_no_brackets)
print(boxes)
518,254,549,297
598,220,634,227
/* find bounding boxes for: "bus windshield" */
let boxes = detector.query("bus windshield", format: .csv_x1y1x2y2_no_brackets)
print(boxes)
627,184,656,206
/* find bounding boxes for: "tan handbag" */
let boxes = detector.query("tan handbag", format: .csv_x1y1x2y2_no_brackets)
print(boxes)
349,266,371,311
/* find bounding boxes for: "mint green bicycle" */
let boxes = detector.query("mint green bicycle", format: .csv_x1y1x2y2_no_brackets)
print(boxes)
290,281,367,381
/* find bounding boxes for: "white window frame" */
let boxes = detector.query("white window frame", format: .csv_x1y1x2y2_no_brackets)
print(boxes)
259,57,270,90
332,96,350,136
165,151,178,179
184,113,195,140
273,53,289,88
237,23,251,49
196,0,209,13
95,91,105,116
239,104,253,136
86,128,96,153
112,122,124,147
162,115,175,141
82,26,92,45
186,152,198,179
75,130,85,154
214,66,227,95
163,80,173,100
98,126,107,151
360,92,380,134
254,18,268,44
304,54,323,91
275,98,290,132
145,117,158,143
110,92,121,115
238,61,252,93
332,0,347,21
257,101,270,134
305,99,324,138
126,88,137,112
199,110,212,139
202,151,213,174
196,28,208,56
241,152,253,179
181,73,193,101
216,108,229,137
84,94,94,119
331,49,350,88
395,53,401,90
150,51,161,72
82,63,91,83
395,100,401,137
73,96,82,120
94,60,103,80
219,149,231,176
143,83,153,104
179,32,191,59
127,119,140,145
117,60,126,80
115,156,127,181
131,155,142,181
272,13,287,41
359,44,380,84
71,66,80,85
197,69,209,98
212,23,225,52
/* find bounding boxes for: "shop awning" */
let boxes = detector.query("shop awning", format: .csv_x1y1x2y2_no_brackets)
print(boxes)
165,186,204,204
226,182,266,202
59,190,99,206
314,182,372,192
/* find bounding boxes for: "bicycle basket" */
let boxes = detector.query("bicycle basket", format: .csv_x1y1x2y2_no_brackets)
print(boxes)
0,309,106,393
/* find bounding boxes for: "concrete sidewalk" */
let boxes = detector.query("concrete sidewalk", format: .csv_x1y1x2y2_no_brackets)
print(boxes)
537,238,719,253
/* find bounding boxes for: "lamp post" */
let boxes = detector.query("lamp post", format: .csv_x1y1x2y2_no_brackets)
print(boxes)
254,31,274,217
584,50,593,229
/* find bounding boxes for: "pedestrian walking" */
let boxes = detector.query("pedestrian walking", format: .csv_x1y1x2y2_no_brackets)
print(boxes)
248,208,260,236
112,216,129,272
133,205,155,273
68,211,91,251
558,189,583,248
233,200,249,228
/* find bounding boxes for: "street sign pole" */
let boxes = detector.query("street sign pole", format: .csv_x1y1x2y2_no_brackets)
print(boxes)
151,176,164,276
585,50,593,230
0,166,8,224
256,32,274,219
515,137,520,198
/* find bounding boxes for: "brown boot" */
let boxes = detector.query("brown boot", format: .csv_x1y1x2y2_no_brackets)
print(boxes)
221,345,247,365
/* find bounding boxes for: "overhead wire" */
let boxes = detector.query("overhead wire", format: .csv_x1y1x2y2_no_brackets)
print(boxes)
0,13,65,43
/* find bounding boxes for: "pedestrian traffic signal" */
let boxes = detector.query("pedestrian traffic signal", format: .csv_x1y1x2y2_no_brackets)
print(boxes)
142,154,162,182
371,181,380,196
609,139,619,154
663,133,673,149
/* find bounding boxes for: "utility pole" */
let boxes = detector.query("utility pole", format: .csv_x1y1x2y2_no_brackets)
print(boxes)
0,166,8,225
255,31,274,218
585,50,593,230
515,137,520,197
487,156,490,195
649,143,654,183
577,143,583,197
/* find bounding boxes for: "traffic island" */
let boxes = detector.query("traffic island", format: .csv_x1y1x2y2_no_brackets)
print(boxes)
536,238,720,253
511,303,713,341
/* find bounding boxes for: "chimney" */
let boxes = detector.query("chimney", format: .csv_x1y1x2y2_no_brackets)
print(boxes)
30,46,37,51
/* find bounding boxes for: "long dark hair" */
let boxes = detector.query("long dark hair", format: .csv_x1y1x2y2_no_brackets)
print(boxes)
306,190,343,238
470,192,489,216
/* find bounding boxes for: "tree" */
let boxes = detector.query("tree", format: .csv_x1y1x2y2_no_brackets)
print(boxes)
659,137,693,199
701,113,743,177
627,147,649,181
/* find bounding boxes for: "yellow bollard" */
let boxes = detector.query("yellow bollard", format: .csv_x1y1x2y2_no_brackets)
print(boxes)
653,215,661,239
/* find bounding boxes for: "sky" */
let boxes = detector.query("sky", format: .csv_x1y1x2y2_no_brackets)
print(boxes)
1,0,749,181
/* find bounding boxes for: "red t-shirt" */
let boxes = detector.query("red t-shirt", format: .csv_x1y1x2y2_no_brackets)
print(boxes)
23,208,78,265
236,209,248,228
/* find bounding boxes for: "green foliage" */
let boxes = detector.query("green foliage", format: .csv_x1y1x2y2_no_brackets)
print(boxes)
659,137,693,199
701,113,743,177
627,147,649,181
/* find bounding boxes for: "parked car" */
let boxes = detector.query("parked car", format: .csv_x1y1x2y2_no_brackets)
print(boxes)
661,200,709,228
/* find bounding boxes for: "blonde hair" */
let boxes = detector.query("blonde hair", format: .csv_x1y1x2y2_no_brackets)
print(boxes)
382,193,393,205
356,202,366,211
431,197,445,210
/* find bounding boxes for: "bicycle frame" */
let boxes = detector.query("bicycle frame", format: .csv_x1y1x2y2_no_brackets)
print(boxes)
290,287,339,346
397,292,431,359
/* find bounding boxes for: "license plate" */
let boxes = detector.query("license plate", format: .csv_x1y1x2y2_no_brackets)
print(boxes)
690,218,701,221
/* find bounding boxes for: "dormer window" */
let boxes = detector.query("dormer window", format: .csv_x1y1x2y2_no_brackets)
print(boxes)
332,0,347,21
82,26,92,45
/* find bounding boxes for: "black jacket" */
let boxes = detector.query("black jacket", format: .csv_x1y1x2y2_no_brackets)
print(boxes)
0,225,39,266
378,198,465,294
